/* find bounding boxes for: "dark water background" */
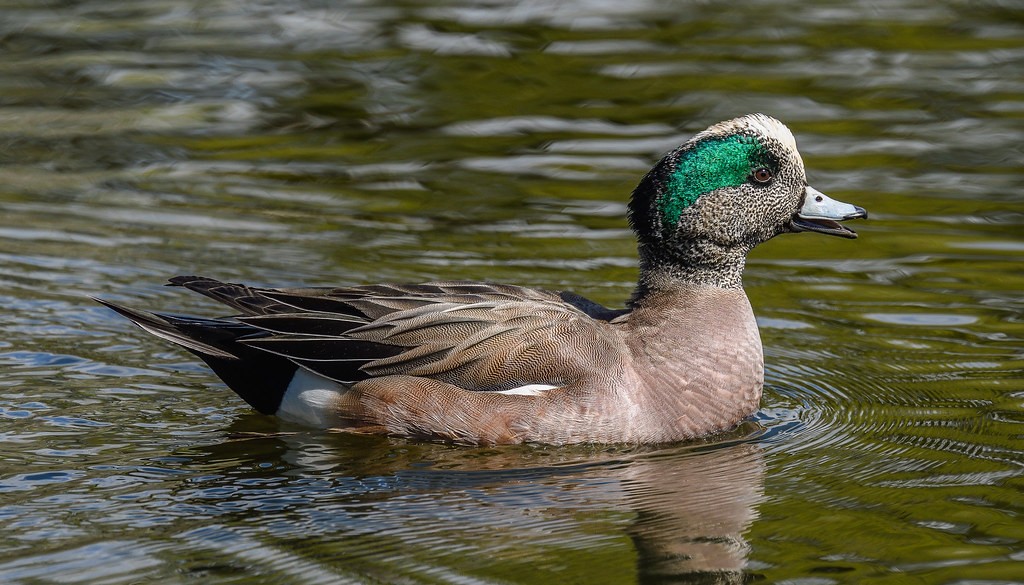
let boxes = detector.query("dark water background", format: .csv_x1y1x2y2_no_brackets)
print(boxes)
1,1,1022,583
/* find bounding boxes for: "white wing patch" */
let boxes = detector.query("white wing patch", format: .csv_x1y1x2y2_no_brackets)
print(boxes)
489,383,558,396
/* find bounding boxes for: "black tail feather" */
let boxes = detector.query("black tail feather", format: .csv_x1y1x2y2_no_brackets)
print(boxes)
94,298,297,414
167,275,302,316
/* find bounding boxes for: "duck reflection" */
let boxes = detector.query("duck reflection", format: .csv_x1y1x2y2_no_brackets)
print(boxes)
622,443,764,583
181,419,765,583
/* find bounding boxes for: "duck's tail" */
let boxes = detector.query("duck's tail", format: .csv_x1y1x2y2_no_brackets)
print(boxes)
93,298,297,415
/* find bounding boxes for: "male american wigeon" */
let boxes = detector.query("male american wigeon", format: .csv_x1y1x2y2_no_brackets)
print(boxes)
99,114,866,445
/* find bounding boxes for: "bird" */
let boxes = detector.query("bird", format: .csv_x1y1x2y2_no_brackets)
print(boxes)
97,113,866,445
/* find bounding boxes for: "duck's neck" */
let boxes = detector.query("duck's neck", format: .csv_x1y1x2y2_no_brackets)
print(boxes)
622,275,764,441
629,239,749,305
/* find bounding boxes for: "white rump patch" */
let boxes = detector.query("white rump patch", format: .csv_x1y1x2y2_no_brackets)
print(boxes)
489,383,558,396
278,368,344,428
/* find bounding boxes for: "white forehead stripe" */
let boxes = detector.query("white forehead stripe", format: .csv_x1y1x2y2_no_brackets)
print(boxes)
744,114,797,153
692,113,802,168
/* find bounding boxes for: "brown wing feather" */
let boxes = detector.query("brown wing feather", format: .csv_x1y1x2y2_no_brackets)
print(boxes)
168,276,626,391
168,275,316,316
350,300,623,391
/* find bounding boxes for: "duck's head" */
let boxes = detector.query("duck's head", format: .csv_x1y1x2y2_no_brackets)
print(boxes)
628,113,866,291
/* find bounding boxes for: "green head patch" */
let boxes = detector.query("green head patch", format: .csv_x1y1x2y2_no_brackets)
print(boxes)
660,134,773,238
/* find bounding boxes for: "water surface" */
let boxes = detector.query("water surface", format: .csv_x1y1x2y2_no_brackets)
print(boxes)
1,1,1022,583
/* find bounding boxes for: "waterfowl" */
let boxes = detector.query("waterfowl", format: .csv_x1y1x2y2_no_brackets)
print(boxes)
98,113,866,445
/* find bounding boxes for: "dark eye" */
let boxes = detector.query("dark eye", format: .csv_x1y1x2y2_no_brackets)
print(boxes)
752,167,773,184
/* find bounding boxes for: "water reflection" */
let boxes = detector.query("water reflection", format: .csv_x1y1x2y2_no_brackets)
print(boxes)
624,445,764,582
166,429,766,583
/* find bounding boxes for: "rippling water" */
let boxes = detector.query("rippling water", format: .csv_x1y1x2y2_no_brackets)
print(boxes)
1,0,1022,583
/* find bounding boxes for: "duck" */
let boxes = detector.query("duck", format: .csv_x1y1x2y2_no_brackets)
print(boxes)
97,113,866,445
